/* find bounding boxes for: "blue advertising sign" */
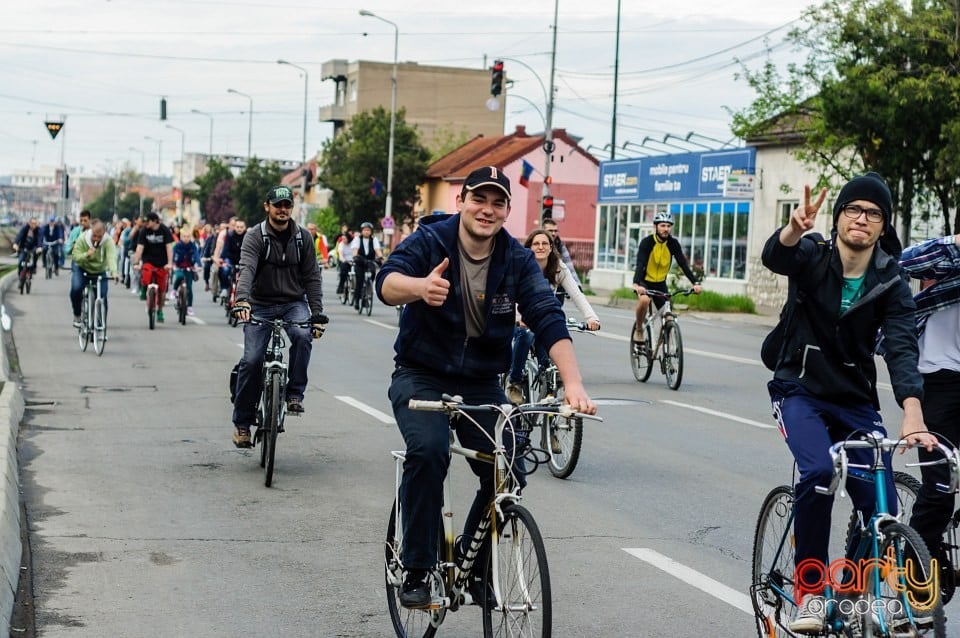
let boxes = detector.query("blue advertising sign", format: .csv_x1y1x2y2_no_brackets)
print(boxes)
598,148,755,203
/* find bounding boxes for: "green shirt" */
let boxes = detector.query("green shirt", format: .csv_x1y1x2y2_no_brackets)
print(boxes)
72,230,118,275
840,274,866,314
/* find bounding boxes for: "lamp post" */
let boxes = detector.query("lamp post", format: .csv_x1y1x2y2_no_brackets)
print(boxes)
190,109,215,156
165,124,185,220
277,60,309,221
128,147,146,217
144,135,162,175
359,9,398,221
686,131,738,149
227,88,253,160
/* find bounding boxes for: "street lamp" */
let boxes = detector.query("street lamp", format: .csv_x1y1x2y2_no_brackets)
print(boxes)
664,133,710,151
277,60,308,180
165,124,185,219
641,135,689,153
621,141,653,156
190,109,215,156
686,131,738,149
359,9,398,220
227,88,253,160
144,135,162,175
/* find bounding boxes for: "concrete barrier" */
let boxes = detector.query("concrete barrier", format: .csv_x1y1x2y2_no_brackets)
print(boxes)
0,269,25,637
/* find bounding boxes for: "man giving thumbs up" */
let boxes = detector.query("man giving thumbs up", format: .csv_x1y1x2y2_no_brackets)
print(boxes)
376,165,596,609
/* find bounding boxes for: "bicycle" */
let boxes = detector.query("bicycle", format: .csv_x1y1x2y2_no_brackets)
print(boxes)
751,433,958,637
504,317,594,479
629,288,693,390
224,269,239,327
339,268,355,306
355,260,376,316
41,241,59,279
77,272,108,356
174,267,194,325
16,250,37,295
207,258,221,302
385,394,601,637
240,314,328,487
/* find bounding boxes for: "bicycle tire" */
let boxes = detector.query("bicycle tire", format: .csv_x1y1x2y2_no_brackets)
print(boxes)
263,372,280,487
79,292,90,352
258,389,268,469
662,320,683,390
45,262,52,280
869,521,946,637
25,274,31,294
178,284,187,325
385,501,443,638
147,286,156,330
751,485,795,638
481,503,551,638
93,299,106,356
364,281,373,316
18,272,24,295
630,321,653,382
540,369,582,479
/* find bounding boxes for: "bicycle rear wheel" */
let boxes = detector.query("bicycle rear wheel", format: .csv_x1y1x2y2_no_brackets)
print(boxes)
482,503,551,638
662,319,684,390
751,485,795,638
93,299,106,356
385,501,443,638
630,321,653,382
263,373,280,487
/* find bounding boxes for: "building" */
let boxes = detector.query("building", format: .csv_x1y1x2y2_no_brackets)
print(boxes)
319,59,504,150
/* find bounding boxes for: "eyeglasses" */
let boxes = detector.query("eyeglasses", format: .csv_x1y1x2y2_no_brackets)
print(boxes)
841,204,884,223
530,241,552,248
272,201,294,210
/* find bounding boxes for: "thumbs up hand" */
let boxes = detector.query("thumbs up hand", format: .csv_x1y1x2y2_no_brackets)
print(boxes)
422,258,450,306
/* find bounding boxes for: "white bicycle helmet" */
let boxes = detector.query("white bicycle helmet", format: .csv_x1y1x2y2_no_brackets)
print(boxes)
653,212,673,225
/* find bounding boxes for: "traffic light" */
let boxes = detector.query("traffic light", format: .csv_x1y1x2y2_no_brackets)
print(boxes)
160,97,167,120
61,173,69,199
491,60,504,97
541,195,554,219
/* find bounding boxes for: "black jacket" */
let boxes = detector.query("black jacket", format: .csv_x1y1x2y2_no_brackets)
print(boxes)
762,230,922,409
632,234,698,285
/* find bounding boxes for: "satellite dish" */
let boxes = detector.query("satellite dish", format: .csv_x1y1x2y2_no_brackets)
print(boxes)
485,97,500,112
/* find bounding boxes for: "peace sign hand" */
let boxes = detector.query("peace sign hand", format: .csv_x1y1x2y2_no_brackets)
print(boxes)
781,185,828,247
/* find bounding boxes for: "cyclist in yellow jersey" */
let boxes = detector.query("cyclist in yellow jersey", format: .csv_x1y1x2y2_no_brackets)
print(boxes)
631,212,701,343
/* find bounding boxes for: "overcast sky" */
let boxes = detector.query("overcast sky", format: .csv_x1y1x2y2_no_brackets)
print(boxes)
0,0,817,179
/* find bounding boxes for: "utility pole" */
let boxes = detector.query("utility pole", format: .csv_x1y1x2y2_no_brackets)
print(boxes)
541,0,559,228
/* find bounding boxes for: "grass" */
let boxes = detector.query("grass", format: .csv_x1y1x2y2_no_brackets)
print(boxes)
607,287,756,313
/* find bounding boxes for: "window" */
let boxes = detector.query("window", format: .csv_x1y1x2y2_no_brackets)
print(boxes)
349,79,358,102
779,200,798,227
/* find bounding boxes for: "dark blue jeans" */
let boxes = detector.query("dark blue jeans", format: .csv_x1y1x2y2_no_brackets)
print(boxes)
768,379,895,592
70,265,109,318
389,366,526,570
508,326,548,385
232,301,312,427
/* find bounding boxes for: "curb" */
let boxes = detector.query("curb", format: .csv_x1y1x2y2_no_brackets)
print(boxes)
0,269,24,637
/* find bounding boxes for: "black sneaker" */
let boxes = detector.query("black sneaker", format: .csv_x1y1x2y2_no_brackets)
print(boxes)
467,575,496,608
399,569,431,609
286,398,304,415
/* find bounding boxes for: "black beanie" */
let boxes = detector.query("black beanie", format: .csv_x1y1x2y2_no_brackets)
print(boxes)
831,172,901,257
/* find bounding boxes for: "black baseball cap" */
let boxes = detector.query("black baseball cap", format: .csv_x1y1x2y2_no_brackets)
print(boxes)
265,185,294,204
463,166,511,200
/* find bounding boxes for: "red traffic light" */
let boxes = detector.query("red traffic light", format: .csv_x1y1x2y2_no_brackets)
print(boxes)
491,59,505,97
542,195,554,208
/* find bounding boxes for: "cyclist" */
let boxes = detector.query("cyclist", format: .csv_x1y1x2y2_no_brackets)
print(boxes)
218,219,247,303
350,221,382,309
64,209,92,262
335,231,354,296
201,223,220,291
230,185,325,448
631,212,702,344
40,216,64,275
376,166,597,609
132,212,175,323
306,222,330,266
70,220,117,328
506,228,601,404
899,233,960,572
541,218,577,283
763,175,937,634
172,226,201,317
13,218,43,277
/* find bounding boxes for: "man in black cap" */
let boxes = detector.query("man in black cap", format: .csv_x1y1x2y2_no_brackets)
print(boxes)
229,185,326,448
376,165,597,609
762,174,937,634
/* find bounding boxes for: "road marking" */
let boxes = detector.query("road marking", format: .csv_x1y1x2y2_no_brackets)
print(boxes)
188,316,207,325
336,395,396,424
661,399,775,429
365,318,398,331
597,332,760,366
622,548,753,616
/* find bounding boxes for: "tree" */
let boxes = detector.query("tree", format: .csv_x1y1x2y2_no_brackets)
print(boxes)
206,180,235,225
193,158,233,221
317,106,430,229
86,179,119,222
731,0,960,237
309,206,341,244
231,157,282,226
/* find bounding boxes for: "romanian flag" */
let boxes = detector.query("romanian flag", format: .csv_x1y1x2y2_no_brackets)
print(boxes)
370,177,384,197
519,160,534,188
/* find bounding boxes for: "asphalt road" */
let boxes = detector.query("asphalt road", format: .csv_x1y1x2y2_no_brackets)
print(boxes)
7,269,956,637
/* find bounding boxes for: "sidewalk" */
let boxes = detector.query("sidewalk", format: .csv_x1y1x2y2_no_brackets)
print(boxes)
584,288,780,328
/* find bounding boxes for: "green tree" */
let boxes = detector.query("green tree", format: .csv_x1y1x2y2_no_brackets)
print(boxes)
86,179,119,222
427,123,472,162
309,206,341,244
731,0,960,237
231,157,282,225
193,158,233,220
317,106,430,229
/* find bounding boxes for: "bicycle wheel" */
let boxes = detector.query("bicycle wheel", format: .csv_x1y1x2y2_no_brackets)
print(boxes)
93,299,106,356
78,292,90,352
147,286,157,330
662,320,684,390
177,285,187,325
844,472,921,553
263,372,281,487
481,503,551,638
384,501,444,638
868,521,946,637
364,281,373,316
25,273,31,294
751,485,795,638
18,270,24,295
45,260,52,279
540,369,582,479
630,321,653,382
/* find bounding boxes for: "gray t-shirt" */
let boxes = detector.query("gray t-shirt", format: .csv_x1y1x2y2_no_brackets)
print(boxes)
458,241,493,338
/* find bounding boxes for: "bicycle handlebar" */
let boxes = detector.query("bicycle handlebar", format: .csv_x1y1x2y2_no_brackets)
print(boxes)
638,288,696,299
242,313,330,327
565,317,598,333
408,393,602,422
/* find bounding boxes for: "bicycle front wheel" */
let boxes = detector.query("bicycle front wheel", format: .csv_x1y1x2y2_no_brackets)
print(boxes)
630,321,653,382
263,372,281,487
385,501,443,638
178,285,187,324
482,503,551,638
662,320,684,390
364,282,373,316
147,286,157,330
93,299,106,356
751,485,795,638
539,371,582,479
78,293,90,351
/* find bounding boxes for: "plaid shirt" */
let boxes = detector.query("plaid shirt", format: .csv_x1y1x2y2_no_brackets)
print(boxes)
900,236,960,334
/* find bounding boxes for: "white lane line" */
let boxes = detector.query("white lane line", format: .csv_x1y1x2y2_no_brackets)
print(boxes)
336,395,396,424
622,548,753,616
188,316,207,325
661,399,776,430
597,332,760,366
365,318,399,330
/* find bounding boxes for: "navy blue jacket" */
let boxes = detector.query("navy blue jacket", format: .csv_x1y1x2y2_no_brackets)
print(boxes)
762,230,922,408
376,214,570,378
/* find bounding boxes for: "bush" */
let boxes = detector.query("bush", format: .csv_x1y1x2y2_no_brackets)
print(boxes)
608,286,755,313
